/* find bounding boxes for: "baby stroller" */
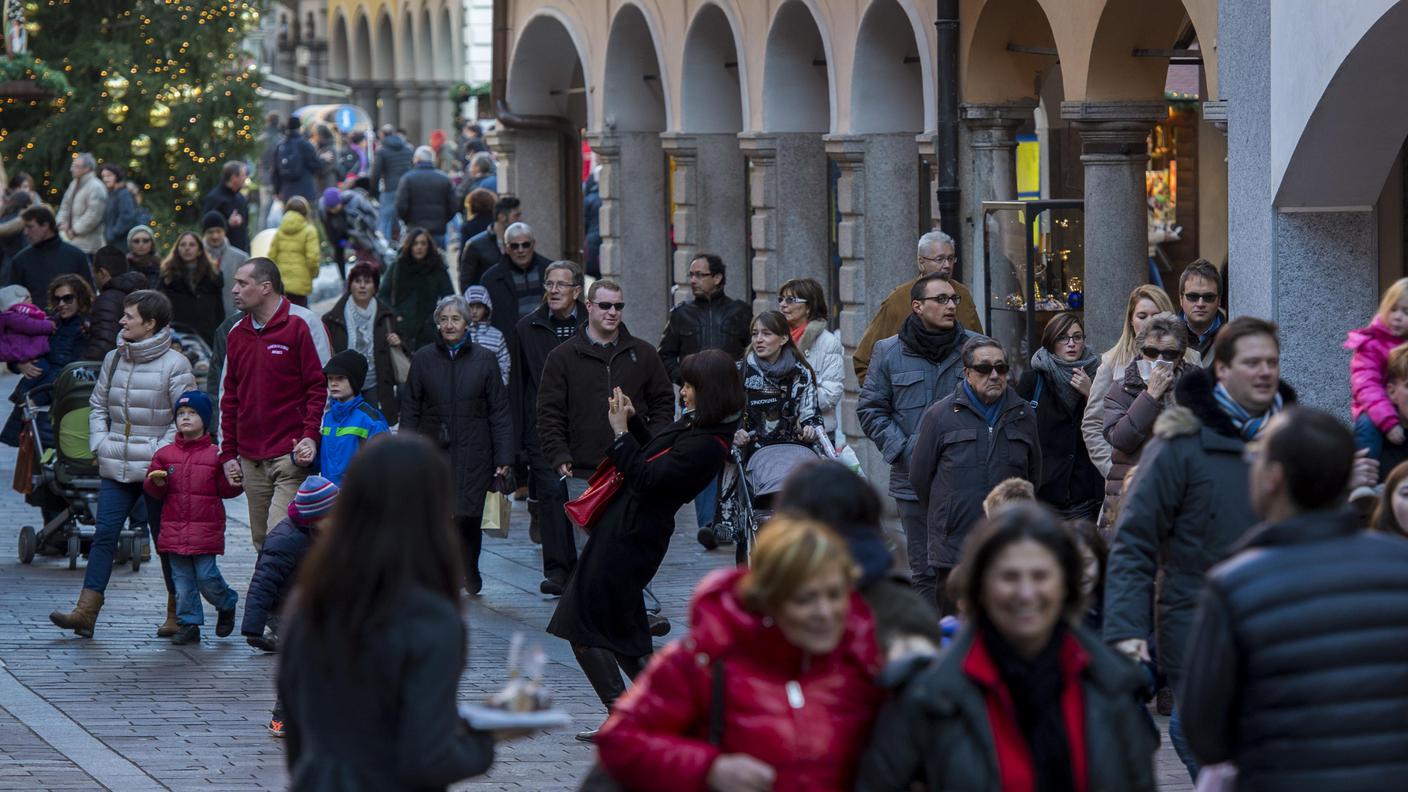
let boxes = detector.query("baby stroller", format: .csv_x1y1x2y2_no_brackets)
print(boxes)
15,361,148,571
716,437,831,565
170,324,213,393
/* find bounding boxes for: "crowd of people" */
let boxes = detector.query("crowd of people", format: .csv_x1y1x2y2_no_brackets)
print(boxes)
5,124,1408,791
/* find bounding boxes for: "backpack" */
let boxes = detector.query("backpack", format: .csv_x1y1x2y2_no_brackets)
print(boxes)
276,138,303,184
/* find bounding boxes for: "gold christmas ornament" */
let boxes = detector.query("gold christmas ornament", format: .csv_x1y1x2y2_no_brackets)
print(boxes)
130,134,152,156
164,135,179,152
184,179,200,196
212,117,232,137
105,101,129,124
103,74,129,99
23,1,39,16
23,20,39,35
127,158,141,172
149,101,171,127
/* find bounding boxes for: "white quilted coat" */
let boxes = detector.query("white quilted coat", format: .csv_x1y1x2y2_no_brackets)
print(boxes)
89,328,196,483
798,320,845,435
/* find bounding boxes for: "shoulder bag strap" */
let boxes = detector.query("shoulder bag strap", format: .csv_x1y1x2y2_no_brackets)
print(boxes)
1028,374,1043,410
708,657,726,746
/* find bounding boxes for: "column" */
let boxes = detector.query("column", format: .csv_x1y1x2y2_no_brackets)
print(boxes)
962,101,1035,330
588,132,671,345
485,128,564,260
660,133,749,304
1060,100,1165,348
419,85,443,141
737,132,830,317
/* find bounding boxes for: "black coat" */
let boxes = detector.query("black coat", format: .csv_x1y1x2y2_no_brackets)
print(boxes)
278,585,494,791
322,295,401,425
159,267,226,347
103,187,144,252
656,291,751,384
369,135,414,194
547,414,736,656
456,228,501,289
394,165,456,236
201,184,251,252
82,270,149,361
1015,370,1105,514
3,234,94,300
1181,509,1408,791
480,252,552,344
399,339,514,515
510,301,584,451
240,515,312,638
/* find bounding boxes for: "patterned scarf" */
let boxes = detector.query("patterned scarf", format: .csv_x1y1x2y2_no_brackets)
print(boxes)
1213,382,1283,440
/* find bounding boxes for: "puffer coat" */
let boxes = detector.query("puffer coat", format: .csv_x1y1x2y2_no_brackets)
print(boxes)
270,210,322,297
89,328,196,483
796,320,844,435
143,433,243,555
0,303,53,363
1346,315,1405,433
1099,359,1183,530
597,567,882,792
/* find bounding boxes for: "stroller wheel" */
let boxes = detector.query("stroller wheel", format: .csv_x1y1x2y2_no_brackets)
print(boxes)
114,536,131,566
67,534,79,570
18,526,36,564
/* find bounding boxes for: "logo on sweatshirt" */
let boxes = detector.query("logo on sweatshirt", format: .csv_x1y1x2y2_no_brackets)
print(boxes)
267,343,291,356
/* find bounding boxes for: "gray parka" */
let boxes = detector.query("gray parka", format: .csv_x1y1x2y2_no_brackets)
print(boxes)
89,328,197,483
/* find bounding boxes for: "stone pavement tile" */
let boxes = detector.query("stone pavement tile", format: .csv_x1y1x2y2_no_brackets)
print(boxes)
0,704,100,790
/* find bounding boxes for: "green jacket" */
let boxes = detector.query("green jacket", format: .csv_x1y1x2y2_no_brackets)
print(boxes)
380,254,453,353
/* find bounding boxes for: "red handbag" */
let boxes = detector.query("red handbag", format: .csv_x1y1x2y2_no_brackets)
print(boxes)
564,447,670,532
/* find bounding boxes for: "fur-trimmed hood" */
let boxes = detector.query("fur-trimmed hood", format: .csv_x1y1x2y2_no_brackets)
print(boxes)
1154,365,1296,440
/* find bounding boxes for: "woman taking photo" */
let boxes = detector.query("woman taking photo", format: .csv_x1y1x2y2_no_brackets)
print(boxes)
548,349,741,740
399,295,513,595
322,261,402,422
277,435,499,789
157,231,224,346
857,503,1158,791
49,290,194,637
1,275,93,448
269,195,322,307
776,278,843,442
596,518,882,792
382,227,454,352
1015,312,1104,520
1101,313,1190,532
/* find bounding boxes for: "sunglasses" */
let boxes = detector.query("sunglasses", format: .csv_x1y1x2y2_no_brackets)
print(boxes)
1183,291,1218,304
778,296,808,305
1141,347,1182,362
917,294,962,306
968,362,1009,376
54,293,77,304
507,241,533,251
594,301,625,312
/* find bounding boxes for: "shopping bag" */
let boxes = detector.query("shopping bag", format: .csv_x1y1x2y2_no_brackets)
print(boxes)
11,425,34,495
481,491,511,539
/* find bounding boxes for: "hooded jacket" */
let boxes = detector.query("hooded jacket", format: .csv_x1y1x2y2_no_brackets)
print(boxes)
144,433,243,556
597,567,883,792
270,210,322,297
90,329,197,482
319,396,389,487
82,270,149,361
1346,315,1404,433
1099,359,1183,529
0,302,53,363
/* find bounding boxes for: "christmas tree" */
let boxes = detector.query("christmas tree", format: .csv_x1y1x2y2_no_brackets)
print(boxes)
0,0,265,239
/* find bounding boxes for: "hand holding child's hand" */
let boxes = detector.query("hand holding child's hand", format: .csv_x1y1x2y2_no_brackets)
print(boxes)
1389,425,1405,446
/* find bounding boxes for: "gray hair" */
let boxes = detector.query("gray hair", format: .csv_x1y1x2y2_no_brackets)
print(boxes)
470,151,494,175
1135,311,1188,350
918,230,955,255
504,222,534,243
433,294,471,325
546,259,582,286
74,152,97,172
413,145,435,164
961,336,1005,368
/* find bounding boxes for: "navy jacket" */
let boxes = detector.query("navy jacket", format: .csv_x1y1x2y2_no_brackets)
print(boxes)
240,515,314,637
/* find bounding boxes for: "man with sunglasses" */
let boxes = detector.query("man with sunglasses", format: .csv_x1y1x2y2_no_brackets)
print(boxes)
480,221,552,345
858,273,983,606
909,337,1041,614
1178,259,1225,361
853,230,983,386
4,205,94,302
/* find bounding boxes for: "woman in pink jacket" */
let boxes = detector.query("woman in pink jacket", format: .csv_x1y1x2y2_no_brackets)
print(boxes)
1346,277,1408,481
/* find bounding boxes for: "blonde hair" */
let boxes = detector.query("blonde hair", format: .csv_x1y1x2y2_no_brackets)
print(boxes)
983,477,1036,517
739,517,857,613
1109,285,1178,365
1378,278,1408,324
1388,344,1408,384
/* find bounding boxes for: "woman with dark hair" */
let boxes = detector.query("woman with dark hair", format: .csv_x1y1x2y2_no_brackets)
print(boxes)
98,163,142,252
548,349,741,741
277,434,500,789
1015,312,1103,520
778,277,844,442
737,310,822,449
857,502,1158,791
1372,461,1408,539
462,187,497,241
1069,519,1109,631
382,227,453,352
322,261,402,422
1,274,93,448
776,460,942,657
157,231,224,346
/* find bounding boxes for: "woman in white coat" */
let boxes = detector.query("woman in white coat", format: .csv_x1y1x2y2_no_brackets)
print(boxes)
778,278,844,444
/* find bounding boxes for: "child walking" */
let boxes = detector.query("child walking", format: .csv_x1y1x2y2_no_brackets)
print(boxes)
464,285,510,385
320,350,389,486
1346,277,1408,466
0,285,54,363
143,391,241,645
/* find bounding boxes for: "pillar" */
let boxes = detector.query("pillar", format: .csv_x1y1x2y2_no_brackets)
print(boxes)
419,85,443,142
962,102,1035,335
660,133,749,305
486,128,564,260
589,132,671,345
1061,101,1165,349
737,132,830,318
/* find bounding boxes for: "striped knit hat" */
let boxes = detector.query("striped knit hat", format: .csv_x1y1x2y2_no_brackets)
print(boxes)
290,476,338,522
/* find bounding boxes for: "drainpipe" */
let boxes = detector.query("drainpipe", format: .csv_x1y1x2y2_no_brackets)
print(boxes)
936,0,961,273
491,0,584,263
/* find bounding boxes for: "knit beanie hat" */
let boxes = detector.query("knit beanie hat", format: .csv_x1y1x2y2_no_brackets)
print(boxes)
322,187,343,209
93,245,130,276
464,284,493,315
127,224,154,247
323,349,369,394
201,211,228,232
174,390,213,433
290,476,338,522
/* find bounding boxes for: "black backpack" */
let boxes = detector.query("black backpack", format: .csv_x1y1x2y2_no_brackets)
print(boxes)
276,138,303,184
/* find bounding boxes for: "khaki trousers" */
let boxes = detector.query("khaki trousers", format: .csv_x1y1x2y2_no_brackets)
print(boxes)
241,456,311,551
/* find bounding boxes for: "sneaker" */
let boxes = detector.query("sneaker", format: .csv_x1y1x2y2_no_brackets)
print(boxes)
540,576,564,596
216,607,236,638
171,624,200,645
647,613,671,637
267,717,286,738
696,526,719,550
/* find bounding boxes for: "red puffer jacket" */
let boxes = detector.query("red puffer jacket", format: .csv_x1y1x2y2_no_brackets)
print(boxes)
597,567,883,792
144,434,243,556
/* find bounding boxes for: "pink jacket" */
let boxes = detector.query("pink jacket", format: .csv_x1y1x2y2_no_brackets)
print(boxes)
1346,316,1406,431
0,303,54,363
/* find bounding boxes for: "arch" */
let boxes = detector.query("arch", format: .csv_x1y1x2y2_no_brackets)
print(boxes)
762,0,835,133
851,0,926,133
417,6,434,80
330,10,350,80
373,11,396,82
963,0,1060,103
603,3,668,132
398,10,415,80
437,4,457,82
507,11,591,128
1276,2,1408,208
352,12,372,82
681,3,744,133
1082,0,1194,101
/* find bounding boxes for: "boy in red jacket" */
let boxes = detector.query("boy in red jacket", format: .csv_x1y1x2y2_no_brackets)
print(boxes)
145,391,244,645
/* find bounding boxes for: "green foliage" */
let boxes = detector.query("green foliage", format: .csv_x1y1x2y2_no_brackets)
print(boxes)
0,1,266,241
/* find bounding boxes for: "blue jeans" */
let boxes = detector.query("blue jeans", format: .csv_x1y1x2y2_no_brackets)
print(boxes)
377,190,399,240
169,554,236,626
1354,413,1386,461
82,479,148,594
693,476,718,530
1169,704,1200,782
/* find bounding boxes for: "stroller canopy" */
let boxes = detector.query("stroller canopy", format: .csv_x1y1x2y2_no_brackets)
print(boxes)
746,442,820,498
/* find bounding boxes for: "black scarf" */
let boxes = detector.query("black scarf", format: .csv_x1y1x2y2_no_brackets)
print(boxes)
981,621,1076,792
898,313,959,364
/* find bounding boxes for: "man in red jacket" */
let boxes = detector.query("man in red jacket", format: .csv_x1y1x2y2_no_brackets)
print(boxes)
220,257,331,550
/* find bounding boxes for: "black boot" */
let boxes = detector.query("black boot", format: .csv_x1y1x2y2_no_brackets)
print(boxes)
459,515,483,595
572,645,627,710
171,624,200,645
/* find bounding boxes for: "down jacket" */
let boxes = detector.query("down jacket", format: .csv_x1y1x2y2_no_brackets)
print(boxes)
0,303,53,363
82,270,149,361
1346,315,1404,433
596,567,882,792
796,320,844,435
1099,359,1184,530
56,171,107,254
143,434,243,556
89,329,196,483
241,514,314,638
269,211,322,297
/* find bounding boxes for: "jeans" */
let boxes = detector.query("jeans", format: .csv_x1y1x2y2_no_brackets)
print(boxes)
83,479,148,594
693,476,718,531
896,499,935,608
377,190,399,240
1168,704,1200,782
1354,413,1386,461
169,554,237,626
241,455,311,551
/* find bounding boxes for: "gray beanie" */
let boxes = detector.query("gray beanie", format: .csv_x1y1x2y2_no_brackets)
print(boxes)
126,224,155,245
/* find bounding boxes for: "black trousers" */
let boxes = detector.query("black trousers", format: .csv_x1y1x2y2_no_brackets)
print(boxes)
527,435,575,581
144,494,175,596
572,644,650,711
455,509,485,586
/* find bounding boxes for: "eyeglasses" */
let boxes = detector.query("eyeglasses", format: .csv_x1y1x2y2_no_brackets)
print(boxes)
968,362,1009,376
917,294,962,306
544,280,577,292
920,253,959,265
778,296,808,306
507,241,533,251
1141,346,1182,362
1055,333,1085,345
54,293,77,304
1183,291,1218,304
594,301,625,312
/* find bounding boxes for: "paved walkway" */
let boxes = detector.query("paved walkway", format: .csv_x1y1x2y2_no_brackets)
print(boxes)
0,373,1193,790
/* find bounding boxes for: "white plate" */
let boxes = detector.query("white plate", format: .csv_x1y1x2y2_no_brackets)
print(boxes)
459,704,574,732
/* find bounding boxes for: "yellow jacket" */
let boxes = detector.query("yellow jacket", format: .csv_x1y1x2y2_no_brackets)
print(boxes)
269,211,322,296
